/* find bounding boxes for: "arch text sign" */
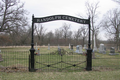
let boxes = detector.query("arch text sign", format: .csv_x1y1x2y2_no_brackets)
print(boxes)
33,15,89,24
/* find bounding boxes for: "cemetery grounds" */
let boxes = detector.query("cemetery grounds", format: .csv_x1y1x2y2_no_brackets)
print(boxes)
0,46,120,80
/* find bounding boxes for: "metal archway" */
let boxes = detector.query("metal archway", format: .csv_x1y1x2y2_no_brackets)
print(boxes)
29,14,92,72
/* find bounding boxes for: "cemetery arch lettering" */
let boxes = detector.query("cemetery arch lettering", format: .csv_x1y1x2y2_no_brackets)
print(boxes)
29,14,92,72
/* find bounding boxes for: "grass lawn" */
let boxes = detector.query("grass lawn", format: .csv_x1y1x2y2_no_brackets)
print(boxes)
0,70,120,80
0,46,120,80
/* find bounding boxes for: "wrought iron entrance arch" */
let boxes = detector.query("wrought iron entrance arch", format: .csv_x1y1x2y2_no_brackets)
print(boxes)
29,14,92,72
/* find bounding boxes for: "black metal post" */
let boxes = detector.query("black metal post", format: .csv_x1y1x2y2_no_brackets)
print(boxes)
86,16,92,71
29,14,35,72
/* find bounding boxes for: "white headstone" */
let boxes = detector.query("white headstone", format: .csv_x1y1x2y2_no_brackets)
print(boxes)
75,45,83,54
75,45,80,53
36,48,40,56
83,44,87,49
79,45,83,54
99,44,106,54
58,44,60,49
69,43,70,49
58,44,61,53
48,44,50,50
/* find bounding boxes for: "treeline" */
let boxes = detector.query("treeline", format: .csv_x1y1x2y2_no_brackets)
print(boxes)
0,23,89,46
0,0,119,50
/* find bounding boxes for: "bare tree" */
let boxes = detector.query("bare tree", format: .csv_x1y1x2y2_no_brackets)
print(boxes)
45,31,54,44
35,24,47,45
0,0,28,32
81,26,88,47
85,1,100,49
60,23,71,44
0,33,12,46
102,8,120,50
54,29,63,44
67,31,73,43
73,26,88,46
73,27,82,45
9,25,31,45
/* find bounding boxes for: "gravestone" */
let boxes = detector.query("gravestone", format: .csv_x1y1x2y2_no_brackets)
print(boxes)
48,44,50,50
71,44,73,50
58,48,61,55
69,43,70,49
58,44,60,50
83,44,87,49
75,45,83,54
109,47,119,55
75,45,80,53
79,45,83,54
99,44,106,54
36,48,40,56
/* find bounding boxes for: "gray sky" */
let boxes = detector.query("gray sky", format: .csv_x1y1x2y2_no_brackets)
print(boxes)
21,0,118,40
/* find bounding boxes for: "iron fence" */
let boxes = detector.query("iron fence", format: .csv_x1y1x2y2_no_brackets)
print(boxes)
35,53,86,72
0,51,29,72
0,50,120,72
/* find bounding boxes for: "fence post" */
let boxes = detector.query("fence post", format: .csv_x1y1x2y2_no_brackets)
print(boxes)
29,15,35,72
86,16,92,71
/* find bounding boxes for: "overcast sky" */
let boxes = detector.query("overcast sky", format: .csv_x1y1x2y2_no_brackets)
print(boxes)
21,0,118,40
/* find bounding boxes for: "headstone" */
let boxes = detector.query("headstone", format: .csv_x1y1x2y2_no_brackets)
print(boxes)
58,44,60,50
69,43,70,49
70,44,73,50
83,44,87,49
0,54,3,62
109,47,119,55
75,45,80,53
36,48,40,56
99,44,106,54
48,44,50,50
79,45,83,54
